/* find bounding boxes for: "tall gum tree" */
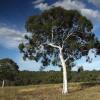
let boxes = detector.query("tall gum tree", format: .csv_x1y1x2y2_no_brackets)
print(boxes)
19,7,100,94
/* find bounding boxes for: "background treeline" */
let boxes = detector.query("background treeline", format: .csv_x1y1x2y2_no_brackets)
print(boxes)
0,70,100,86
0,58,100,86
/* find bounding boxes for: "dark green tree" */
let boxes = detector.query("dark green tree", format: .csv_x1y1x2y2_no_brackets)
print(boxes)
0,58,19,87
19,7,100,94
78,66,84,73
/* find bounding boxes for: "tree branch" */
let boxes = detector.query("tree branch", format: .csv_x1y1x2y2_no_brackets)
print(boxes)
51,28,54,42
63,32,75,45
48,43,62,49
64,55,73,62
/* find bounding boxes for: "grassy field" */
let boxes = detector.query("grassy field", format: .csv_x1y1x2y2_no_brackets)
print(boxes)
0,83,100,100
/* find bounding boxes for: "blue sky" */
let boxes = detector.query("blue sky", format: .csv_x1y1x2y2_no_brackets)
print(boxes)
0,0,100,71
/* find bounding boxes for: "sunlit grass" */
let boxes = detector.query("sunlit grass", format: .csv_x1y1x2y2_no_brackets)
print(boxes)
0,83,100,100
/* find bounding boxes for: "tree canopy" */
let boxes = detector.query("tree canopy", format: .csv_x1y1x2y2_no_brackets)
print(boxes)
19,7,100,67
19,7,100,93
0,58,19,81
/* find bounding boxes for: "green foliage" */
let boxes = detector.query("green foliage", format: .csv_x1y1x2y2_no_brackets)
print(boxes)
25,7,93,33
0,58,100,86
17,71,63,85
19,7,100,69
0,59,99,86
9,70,100,86
0,58,19,86
78,66,84,73
18,43,25,53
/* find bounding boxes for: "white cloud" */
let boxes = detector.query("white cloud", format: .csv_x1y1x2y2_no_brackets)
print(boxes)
89,0,100,7
34,3,50,11
53,0,85,10
81,8,100,23
32,0,45,5
33,0,100,24
0,26,29,49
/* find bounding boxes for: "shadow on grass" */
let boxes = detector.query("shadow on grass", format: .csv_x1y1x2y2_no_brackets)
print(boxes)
80,82,100,89
69,82,100,93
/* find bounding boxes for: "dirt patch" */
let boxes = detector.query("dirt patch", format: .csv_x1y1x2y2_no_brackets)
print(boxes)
19,88,35,93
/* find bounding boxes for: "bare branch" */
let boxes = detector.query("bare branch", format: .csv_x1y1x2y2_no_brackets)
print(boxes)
51,28,54,42
48,43,61,49
64,55,73,62
63,32,75,45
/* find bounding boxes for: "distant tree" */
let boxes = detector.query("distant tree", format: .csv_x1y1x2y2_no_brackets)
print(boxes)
78,66,84,73
19,7,100,94
0,58,19,87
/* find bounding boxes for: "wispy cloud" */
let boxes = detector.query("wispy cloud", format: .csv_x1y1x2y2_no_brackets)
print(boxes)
34,3,50,11
81,8,100,23
32,0,45,5
53,0,85,10
33,0,100,24
0,26,29,49
89,0,100,8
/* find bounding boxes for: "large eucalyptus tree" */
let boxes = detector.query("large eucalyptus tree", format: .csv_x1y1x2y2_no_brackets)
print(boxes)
19,7,100,94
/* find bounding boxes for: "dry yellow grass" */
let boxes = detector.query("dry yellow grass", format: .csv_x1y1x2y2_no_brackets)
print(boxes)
0,83,100,100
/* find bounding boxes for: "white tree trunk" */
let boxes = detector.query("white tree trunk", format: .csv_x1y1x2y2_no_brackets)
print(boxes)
2,80,5,88
48,43,68,94
59,48,68,94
